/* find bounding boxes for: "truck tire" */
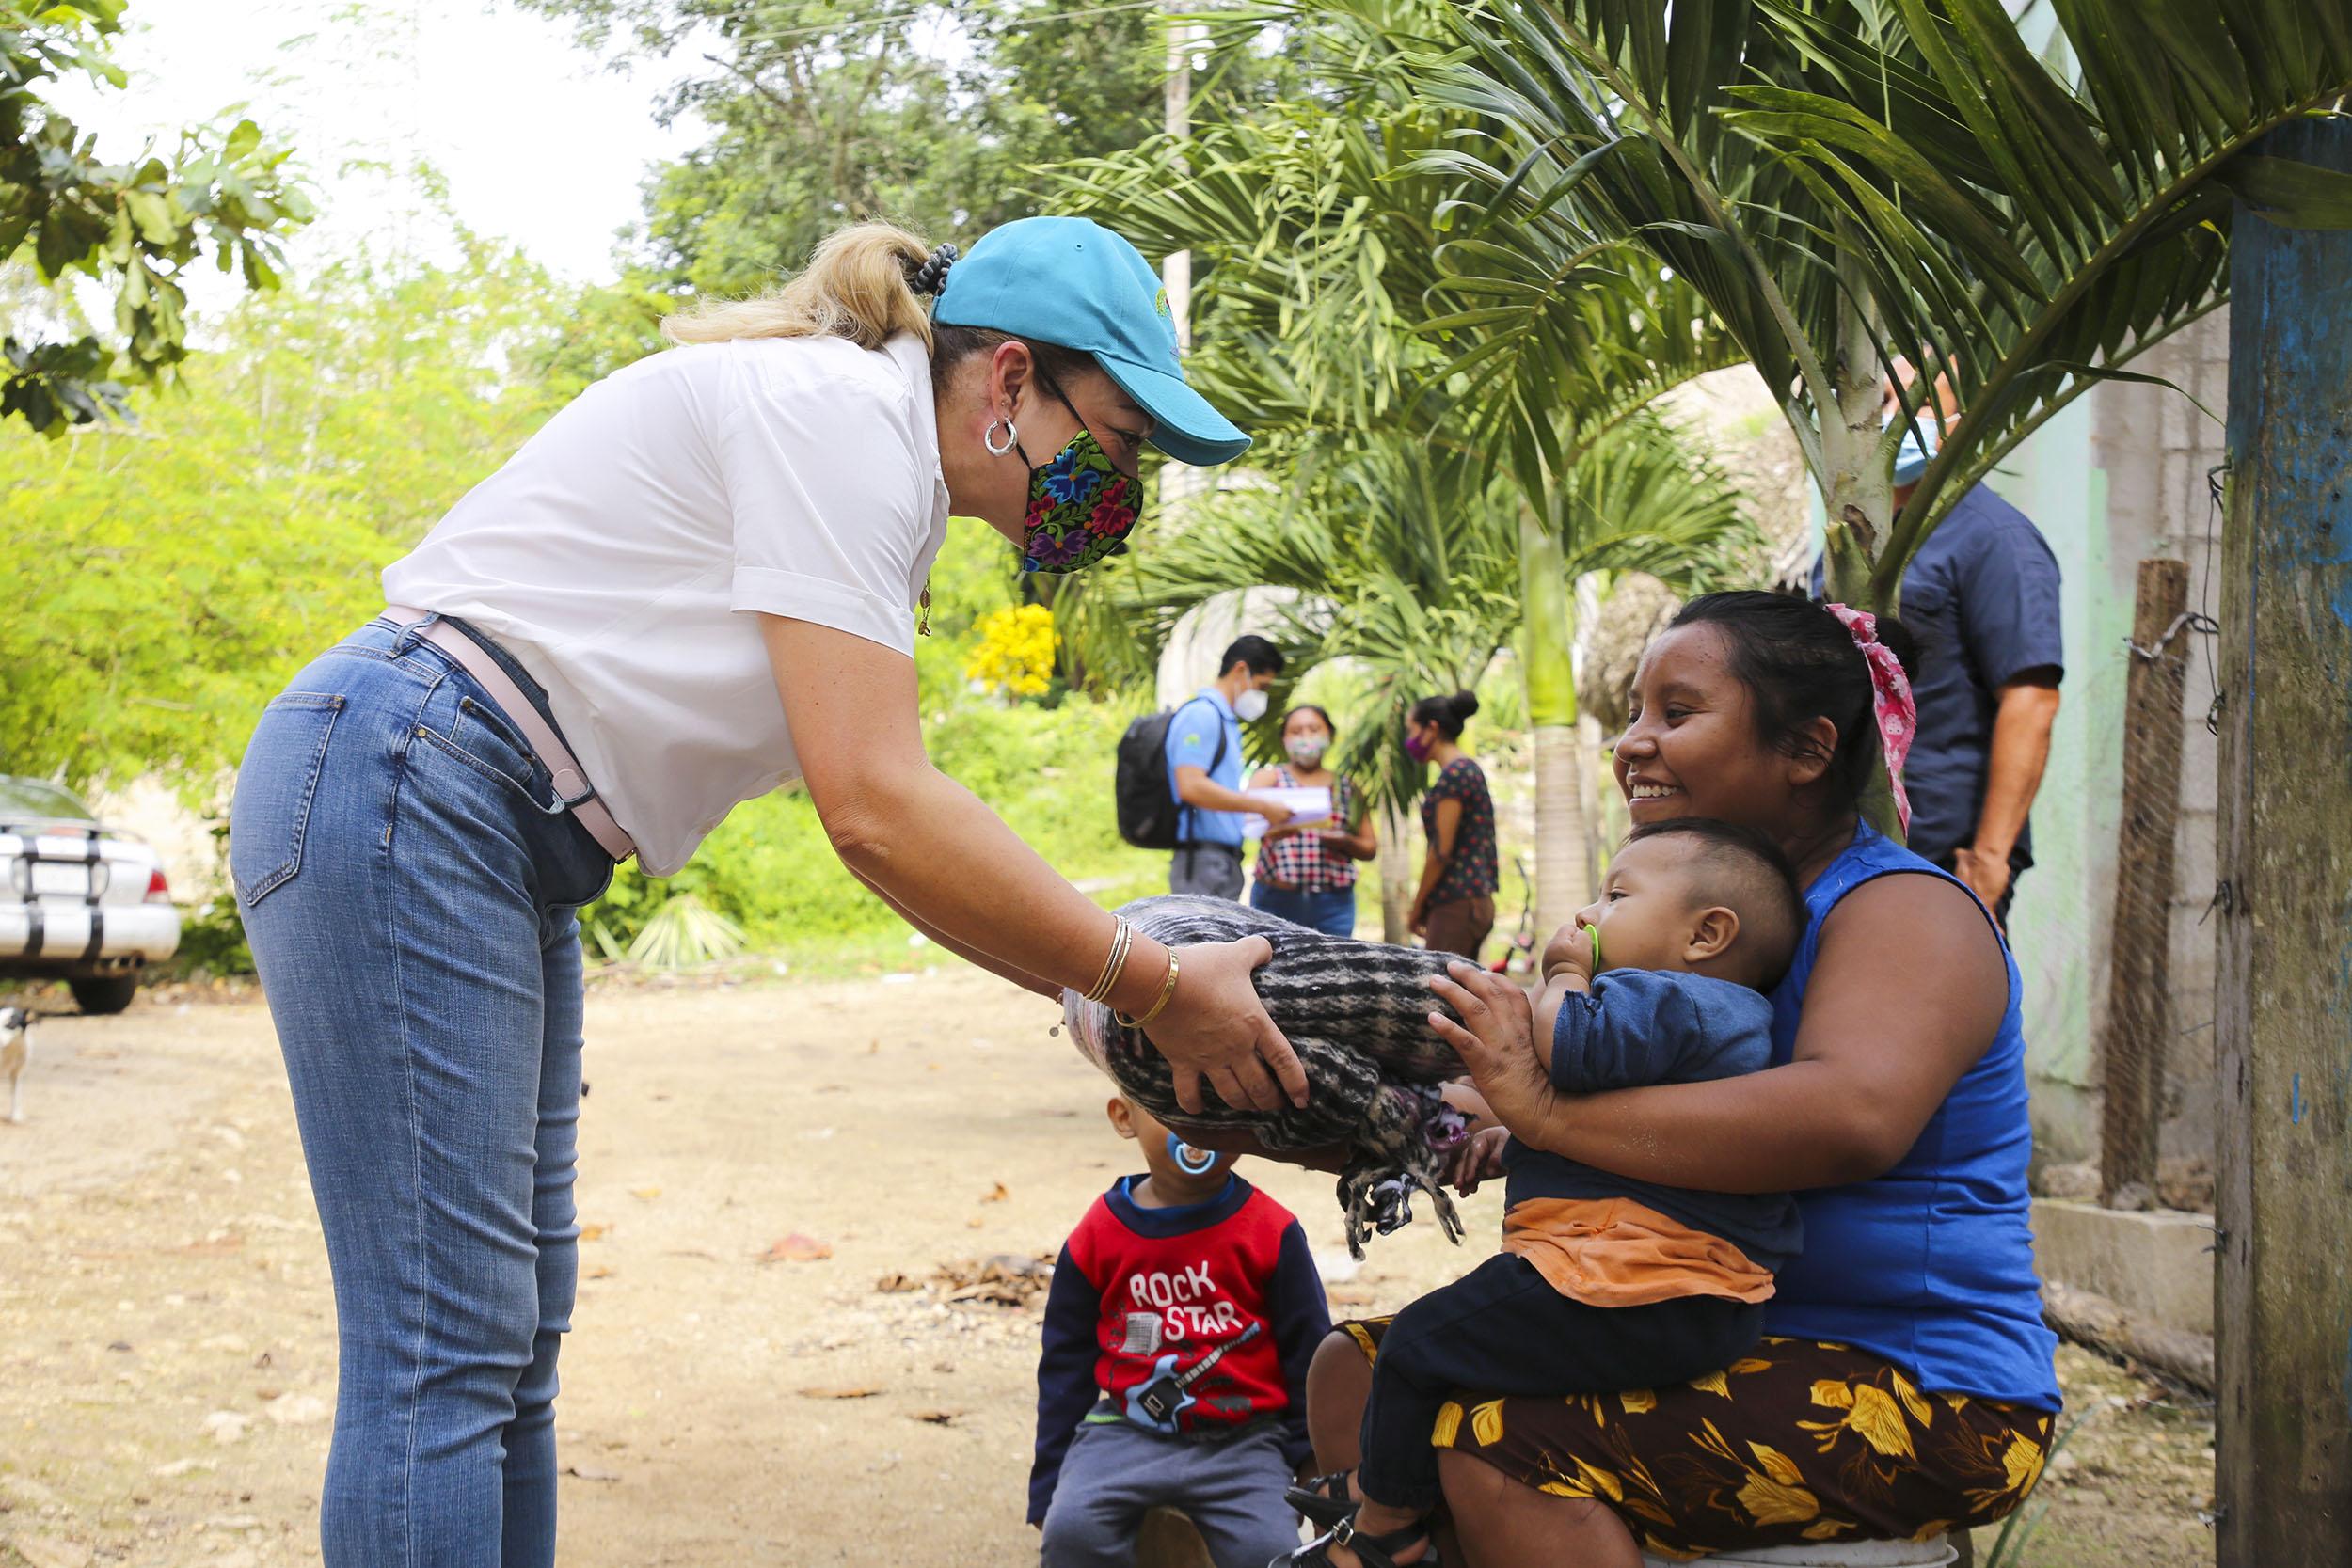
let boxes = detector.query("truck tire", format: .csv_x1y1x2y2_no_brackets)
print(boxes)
69,974,139,1015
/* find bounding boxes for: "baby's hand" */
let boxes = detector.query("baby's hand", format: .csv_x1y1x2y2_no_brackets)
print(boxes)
1427,960,1557,1137
1540,921,1596,986
1448,1125,1511,1197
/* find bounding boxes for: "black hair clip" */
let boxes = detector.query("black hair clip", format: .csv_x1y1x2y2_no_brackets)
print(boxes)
914,243,958,297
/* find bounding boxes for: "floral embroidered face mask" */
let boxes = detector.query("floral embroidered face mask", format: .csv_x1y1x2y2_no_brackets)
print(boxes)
1013,376,1142,575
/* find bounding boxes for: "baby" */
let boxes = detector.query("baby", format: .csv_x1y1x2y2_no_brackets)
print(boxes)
1278,817,1809,1568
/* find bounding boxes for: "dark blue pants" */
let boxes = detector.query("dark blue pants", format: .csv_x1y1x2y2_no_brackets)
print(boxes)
1357,1255,1762,1513
1248,881,1358,937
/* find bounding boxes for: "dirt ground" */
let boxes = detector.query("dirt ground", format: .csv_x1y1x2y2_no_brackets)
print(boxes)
0,969,2215,1567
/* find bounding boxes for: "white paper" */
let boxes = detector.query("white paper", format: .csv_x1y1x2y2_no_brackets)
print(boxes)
1241,785,1334,839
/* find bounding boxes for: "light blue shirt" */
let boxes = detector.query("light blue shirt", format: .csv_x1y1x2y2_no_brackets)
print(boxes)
1164,689,1245,847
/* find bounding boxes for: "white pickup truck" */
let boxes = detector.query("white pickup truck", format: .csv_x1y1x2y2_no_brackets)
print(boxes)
0,777,181,1014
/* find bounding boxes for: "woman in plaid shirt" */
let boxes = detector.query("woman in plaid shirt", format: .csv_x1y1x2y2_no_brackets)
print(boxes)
1247,705,1375,935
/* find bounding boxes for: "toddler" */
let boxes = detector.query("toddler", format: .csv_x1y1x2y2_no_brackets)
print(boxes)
1031,1097,1331,1567
1279,818,1809,1568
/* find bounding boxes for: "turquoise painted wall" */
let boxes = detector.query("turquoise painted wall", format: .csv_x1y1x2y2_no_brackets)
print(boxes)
1994,404,2118,1118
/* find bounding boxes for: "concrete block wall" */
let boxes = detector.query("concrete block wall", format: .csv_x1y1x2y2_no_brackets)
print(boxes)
2014,310,2228,1173
2090,315,2228,1170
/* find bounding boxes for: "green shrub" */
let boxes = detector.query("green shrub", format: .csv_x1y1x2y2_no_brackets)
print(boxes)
578,692,1165,967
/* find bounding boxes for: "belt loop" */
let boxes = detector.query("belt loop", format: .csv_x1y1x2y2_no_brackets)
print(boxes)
389,610,439,656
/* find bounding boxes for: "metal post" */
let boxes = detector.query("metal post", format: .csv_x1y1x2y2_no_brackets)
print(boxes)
2214,114,2352,1568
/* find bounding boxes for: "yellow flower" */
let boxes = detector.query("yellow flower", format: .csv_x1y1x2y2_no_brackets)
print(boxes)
1810,1380,1855,1410
1748,1442,1805,1486
1728,1358,1773,1375
1621,1387,1658,1415
1470,1399,1507,1447
2001,1433,2045,1494
1846,1385,1917,1459
962,603,1057,698
1912,1519,1956,1543
1690,1369,1732,1399
1431,1402,1463,1448
1737,1468,1822,1528
1804,1519,1856,1541
1889,1369,1935,1426
1572,1457,1625,1502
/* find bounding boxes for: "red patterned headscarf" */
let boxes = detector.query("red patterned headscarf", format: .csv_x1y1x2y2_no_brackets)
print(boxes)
1824,602,1916,835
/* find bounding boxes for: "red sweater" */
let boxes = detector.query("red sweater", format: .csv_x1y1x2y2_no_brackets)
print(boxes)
1029,1176,1328,1523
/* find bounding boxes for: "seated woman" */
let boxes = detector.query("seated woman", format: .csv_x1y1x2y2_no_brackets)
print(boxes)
1302,591,2060,1566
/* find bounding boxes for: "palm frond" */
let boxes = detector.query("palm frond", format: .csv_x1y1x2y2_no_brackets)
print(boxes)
1402,0,2352,604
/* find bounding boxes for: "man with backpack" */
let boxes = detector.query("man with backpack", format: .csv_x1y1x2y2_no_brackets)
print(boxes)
1117,636,1291,899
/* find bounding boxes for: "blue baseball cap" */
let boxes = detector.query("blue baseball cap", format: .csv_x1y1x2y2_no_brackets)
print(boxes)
931,216,1250,467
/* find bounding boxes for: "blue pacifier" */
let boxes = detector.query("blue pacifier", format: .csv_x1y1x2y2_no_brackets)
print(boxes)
1167,1132,1219,1176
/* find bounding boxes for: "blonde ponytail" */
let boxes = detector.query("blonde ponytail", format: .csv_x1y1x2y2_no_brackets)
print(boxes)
660,222,936,353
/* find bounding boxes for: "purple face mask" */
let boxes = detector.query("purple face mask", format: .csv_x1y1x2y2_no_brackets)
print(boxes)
1405,731,1432,762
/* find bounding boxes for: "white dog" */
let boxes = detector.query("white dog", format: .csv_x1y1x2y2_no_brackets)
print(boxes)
0,1006,27,1124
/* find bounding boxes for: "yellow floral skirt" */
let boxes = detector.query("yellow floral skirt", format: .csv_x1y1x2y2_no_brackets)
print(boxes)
1340,1322,2053,1560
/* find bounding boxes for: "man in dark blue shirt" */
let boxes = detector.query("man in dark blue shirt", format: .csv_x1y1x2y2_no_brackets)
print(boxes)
1815,430,2064,926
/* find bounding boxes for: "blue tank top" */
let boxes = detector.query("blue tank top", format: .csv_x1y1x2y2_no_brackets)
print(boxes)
1762,823,2061,1410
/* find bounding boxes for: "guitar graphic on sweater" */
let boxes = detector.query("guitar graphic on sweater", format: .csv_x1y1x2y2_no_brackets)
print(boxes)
1124,1321,1263,1433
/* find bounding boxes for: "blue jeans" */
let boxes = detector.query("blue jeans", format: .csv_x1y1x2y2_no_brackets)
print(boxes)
1248,880,1358,937
231,617,614,1566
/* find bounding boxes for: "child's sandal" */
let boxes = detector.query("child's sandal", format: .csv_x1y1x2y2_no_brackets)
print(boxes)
1268,1517,1439,1568
1283,1470,1357,1529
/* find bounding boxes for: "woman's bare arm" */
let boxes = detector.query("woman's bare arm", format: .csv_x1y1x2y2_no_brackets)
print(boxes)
1438,874,2009,1192
1322,794,1378,861
843,864,1059,999
1410,796,1460,919
761,615,1306,1112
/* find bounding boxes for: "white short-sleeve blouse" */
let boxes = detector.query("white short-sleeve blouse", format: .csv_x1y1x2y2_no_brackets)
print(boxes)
382,330,951,875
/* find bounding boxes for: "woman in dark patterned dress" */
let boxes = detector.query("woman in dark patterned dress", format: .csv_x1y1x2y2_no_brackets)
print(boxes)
1405,690,1500,961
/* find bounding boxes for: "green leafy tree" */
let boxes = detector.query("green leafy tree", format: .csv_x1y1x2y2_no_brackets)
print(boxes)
1396,0,2352,606
0,228,629,792
1051,42,1752,932
1,0,312,432
519,0,1285,294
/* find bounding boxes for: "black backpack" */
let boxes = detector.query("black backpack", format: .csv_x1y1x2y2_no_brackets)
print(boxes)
1115,698,1229,850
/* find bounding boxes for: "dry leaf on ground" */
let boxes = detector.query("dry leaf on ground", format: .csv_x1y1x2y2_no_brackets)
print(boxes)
759,1233,833,1262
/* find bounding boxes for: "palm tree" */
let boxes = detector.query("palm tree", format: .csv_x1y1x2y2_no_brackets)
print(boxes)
1051,64,1754,934
1390,0,2352,605
1064,419,1753,937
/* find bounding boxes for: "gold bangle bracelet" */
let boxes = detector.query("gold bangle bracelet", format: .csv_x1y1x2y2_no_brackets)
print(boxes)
1086,918,1132,1005
1118,948,1181,1030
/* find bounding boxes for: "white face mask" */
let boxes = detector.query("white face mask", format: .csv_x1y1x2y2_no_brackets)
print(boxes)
1234,689,1270,722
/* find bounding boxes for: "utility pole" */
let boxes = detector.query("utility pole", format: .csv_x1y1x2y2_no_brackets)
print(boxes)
2213,113,2352,1568
1159,5,1206,512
